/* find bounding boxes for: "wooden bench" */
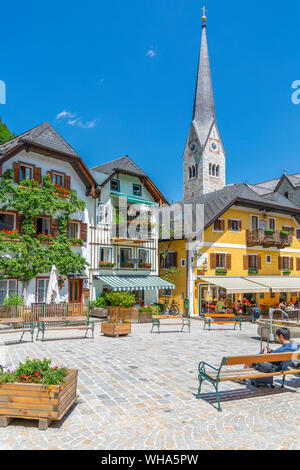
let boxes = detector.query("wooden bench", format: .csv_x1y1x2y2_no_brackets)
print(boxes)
0,318,35,342
197,351,300,412
151,315,190,334
36,316,94,342
203,313,242,331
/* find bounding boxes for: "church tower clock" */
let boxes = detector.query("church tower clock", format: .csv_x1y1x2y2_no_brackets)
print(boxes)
183,9,226,200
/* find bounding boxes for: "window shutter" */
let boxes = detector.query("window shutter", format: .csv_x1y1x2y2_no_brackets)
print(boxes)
297,258,300,271
33,167,42,185
221,220,225,231
64,175,71,190
210,253,217,269
0,165,2,177
80,222,88,242
16,214,25,234
172,252,178,268
296,229,300,240
160,254,165,268
228,220,232,230
257,255,262,270
226,254,231,270
243,255,249,270
278,256,283,270
290,257,294,271
50,219,60,238
238,221,242,231
13,162,20,184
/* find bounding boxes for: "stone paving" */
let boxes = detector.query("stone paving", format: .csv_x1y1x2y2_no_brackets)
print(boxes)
0,320,299,450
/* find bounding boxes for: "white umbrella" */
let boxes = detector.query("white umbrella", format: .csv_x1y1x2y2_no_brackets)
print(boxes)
46,265,60,304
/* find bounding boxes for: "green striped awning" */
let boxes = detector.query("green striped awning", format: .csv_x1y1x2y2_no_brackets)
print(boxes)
95,275,175,291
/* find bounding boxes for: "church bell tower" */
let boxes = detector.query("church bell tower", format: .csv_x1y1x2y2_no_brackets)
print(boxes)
183,8,226,200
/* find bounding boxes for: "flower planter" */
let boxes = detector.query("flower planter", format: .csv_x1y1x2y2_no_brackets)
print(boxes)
0,369,78,430
89,307,108,319
1,237,20,242
101,322,131,337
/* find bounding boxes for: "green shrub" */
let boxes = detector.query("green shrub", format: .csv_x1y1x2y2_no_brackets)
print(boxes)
3,293,24,306
0,358,67,385
105,291,135,307
90,295,107,309
151,303,164,314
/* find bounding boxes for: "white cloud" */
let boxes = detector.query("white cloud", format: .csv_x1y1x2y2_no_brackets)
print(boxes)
146,49,156,58
56,111,96,129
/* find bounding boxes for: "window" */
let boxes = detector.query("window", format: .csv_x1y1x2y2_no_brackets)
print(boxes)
111,179,120,192
181,258,186,268
251,215,259,230
270,292,275,299
260,293,265,299
0,213,15,231
52,173,64,186
68,221,80,239
216,254,226,268
36,218,50,235
282,257,290,270
161,288,172,297
268,218,276,230
212,164,216,176
284,192,289,199
266,255,272,264
0,279,17,304
249,255,258,269
99,247,112,263
37,278,49,303
139,249,149,264
189,167,192,180
229,220,241,232
20,165,33,181
120,248,132,265
133,184,142,197
216,166,220,177
209,163,212,175
162,252,177,269
213,219,223,232
282,226,292,234
97,204,111,225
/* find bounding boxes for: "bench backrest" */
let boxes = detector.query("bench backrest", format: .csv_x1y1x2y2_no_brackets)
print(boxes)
152,315,183,320
0,317,24,324
224,351,300,366
205,314,235,318
38,316,88,322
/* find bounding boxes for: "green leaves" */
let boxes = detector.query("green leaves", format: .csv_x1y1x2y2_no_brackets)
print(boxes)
0,172,88,284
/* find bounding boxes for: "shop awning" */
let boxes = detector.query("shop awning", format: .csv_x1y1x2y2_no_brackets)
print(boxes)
198,277,269,294
94,275,175,291
245,276,300,293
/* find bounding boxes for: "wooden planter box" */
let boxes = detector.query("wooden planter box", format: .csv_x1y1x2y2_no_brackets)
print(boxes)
1,237,20,242
101,322,131,337
0,369,78,430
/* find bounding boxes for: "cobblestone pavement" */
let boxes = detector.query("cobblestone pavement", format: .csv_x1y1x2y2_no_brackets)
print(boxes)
0,320,299,450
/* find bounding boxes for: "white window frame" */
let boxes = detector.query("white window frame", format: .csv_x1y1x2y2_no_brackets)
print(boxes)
266,255,272,264
268,217,276,230
36,278,49,303
36,217,50,235
0,279,17,305
68,221,80,239
251,215,259,230
180,258,186,268
99,246,113,263
0,211,16,231
97,203,111,225
213,219,224,233
161,288,172,297
215,252,227,269
138,248,150,264
229,219,241,233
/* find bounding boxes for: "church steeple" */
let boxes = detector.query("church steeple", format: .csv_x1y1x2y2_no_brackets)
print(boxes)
183,8,226,200
192,17,216,146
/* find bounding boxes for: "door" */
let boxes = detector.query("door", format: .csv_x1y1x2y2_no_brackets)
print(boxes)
69,279,83,304
198,285,209,316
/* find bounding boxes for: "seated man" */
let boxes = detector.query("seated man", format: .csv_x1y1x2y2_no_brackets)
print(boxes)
241,328,299,384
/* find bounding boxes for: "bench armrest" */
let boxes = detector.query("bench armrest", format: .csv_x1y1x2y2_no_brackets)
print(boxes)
198,361,219,373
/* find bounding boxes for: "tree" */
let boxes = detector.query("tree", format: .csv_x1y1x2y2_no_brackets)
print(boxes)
0,170,88,299
0,118,14,144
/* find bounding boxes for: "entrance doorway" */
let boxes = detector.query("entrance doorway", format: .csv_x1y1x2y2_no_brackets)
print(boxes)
69,279,83,303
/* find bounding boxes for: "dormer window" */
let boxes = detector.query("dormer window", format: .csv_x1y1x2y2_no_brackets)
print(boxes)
133,183,142,197
284,192,289,199
111,179,120,192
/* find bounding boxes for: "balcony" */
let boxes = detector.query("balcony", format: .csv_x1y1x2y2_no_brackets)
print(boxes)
246,229,292,248
111,223,155,244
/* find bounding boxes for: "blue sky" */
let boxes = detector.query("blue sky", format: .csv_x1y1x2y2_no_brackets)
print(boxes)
1,0,300,202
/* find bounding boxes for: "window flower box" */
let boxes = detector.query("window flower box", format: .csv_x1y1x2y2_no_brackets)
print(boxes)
69,238,83,246
98,261,116,268
282,270,291,275
138,263,152,269
264,229,276,235
0,230,20,242
280,230,291,236
19,180,39,190
35,233,54,244
120,263,135,269
53,184,70,198
248,269,258,275
215,268,227,275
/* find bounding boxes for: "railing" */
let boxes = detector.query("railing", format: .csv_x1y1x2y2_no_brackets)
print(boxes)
0,303,88,324
246,229,292,248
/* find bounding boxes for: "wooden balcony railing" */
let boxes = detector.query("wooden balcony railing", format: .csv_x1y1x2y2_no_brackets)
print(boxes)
246,229,292,248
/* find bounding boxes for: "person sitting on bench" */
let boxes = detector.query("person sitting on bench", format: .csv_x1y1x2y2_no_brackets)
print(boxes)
240,328,299,383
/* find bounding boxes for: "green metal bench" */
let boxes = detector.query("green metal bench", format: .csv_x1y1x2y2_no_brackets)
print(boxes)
197,351,300,412
151,315,190,333
0,318,35,343
36,316,94,342
203,313,242,331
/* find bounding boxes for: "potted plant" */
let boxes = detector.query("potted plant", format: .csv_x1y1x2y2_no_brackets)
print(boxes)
89,295,108,318
58,276,67,290
101,291,134,337
138,305,158,323
0,358,78,430
69,238,84,246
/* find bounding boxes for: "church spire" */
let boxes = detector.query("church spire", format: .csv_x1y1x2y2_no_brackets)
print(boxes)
192,9,216,146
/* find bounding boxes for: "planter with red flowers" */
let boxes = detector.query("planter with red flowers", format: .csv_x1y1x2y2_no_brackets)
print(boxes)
19,180,39,190
58,277,67,289
0,230,20,242
69,238,84,247
53,184,70,199
35,233,54,244
138,262,152,269
0,358,78,430
98,261,116,269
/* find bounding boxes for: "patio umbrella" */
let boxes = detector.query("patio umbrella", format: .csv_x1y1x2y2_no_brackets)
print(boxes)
46,265,60,304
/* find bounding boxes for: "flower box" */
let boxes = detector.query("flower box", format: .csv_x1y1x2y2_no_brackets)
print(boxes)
98,262,116,268
101,322,131,337
0,369,78,430
282,270,291,275
138,263,152,269
248,269,258,275
215,269,227,275
120,263,135,269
